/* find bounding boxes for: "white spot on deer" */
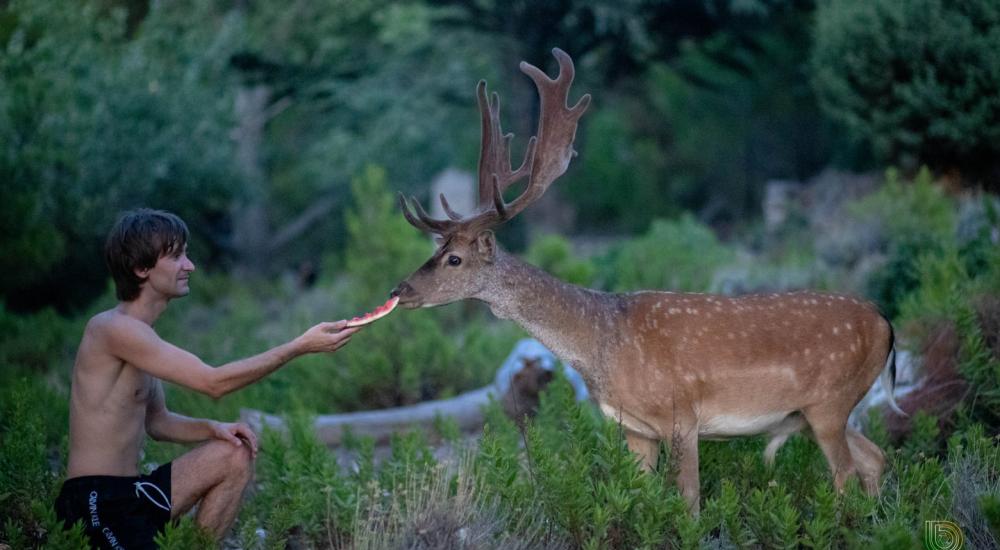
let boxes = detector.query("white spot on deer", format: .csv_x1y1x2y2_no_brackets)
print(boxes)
829,352,836,361
804,348,811,356
728,332,735,340
740,331,748,338
669,308,680,314
832,326,840,335
845,322,853,330
850,344,857,352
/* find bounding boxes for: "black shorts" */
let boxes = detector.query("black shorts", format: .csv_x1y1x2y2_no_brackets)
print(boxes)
54,463,172,550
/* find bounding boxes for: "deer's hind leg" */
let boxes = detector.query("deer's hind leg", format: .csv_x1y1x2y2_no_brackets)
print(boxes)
763,413,808,467
625,431,659,472
802,406,857,492
846,428,885,494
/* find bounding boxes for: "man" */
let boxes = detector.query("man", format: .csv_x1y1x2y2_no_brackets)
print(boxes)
54,208,360,548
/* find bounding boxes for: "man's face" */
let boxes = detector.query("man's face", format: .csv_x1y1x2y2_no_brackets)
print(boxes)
140,244,196,299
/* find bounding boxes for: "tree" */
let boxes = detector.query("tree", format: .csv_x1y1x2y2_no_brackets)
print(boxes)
812,0,1000,185
0,0,239,311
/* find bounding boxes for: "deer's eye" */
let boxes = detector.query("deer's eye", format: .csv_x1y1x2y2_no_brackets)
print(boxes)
447,255,462,266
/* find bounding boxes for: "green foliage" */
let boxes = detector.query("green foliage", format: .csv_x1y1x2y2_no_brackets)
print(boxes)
598,215,733,292
0,0,239,310
892,196,1000,427
639,8,835,223
569,106,673,232
980,495,1000,542
244,413,356,548
342,165,436,308
0,303,81,371
154,517,215,550
812,0,1000,176
852,167,956,317
524,234,596,287
0,374,85,549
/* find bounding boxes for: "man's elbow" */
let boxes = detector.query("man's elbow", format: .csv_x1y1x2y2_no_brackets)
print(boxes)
145,418,167,441
201,372,228,400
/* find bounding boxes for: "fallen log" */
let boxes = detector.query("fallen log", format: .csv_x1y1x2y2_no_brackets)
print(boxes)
240,385,497,445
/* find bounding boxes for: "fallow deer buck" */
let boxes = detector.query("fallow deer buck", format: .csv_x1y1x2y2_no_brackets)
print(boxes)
392,48,901,512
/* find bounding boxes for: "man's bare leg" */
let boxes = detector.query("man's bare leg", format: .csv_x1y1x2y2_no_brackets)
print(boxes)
170,439,254,539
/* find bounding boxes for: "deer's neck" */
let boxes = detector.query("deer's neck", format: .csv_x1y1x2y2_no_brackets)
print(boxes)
479,251,622,386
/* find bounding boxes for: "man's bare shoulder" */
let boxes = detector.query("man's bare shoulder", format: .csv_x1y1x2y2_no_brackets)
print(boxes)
83,308,158,350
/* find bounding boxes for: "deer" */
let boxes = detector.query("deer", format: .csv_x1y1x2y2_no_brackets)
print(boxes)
391,48,901,512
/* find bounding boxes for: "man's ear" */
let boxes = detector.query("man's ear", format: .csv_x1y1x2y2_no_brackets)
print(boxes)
475,230,497,262
134,266,150,278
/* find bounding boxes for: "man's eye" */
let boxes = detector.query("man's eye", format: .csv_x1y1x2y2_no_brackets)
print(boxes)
447,255,462,266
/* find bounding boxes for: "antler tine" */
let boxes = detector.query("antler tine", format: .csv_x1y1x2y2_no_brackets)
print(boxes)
438,193,463,221
398,194,457,234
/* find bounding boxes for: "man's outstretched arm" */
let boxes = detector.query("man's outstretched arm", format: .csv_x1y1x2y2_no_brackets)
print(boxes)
101,316,360,399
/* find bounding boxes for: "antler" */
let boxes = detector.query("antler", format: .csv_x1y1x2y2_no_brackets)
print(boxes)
400,48,591,235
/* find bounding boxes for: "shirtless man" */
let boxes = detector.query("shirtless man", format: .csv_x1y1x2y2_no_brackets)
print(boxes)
54,209,360,548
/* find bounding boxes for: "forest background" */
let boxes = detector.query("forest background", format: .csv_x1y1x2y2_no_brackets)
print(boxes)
2,0,1000,548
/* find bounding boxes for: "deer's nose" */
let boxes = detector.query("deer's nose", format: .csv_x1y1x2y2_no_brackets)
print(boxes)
391,282,411,298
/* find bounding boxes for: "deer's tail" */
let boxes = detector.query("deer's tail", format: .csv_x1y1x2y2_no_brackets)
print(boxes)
880,314,908,417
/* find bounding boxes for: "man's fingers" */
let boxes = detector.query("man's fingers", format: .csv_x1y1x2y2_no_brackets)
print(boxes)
323,320,348,332
235,424,258,451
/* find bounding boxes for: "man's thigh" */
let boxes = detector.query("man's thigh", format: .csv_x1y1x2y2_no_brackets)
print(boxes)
169,440,253,518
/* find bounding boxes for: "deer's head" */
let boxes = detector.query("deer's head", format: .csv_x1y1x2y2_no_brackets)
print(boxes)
392,48,590,308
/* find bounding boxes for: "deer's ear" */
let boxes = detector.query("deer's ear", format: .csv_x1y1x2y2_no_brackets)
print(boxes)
475,231,497,262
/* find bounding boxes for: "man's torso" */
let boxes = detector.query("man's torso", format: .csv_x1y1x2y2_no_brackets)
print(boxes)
68,310,158,478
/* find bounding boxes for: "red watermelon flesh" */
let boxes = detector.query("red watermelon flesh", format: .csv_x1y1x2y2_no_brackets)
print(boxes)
345,296,400,327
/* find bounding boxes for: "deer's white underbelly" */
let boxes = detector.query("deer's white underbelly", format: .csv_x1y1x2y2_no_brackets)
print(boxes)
699,411,794,440
597,402,661,439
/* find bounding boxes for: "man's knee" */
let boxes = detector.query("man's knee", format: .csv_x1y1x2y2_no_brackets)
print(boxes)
206,440,254,479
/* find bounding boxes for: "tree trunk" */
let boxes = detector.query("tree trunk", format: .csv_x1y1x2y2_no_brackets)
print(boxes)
230,83,271,273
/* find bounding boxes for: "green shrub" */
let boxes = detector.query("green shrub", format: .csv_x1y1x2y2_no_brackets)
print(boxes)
524,234,596,287
568,106,672,233
242,412,356,548
154,517,215,550
597,214,733,293
851,167,956,317
812,0,1000,176
0,303,82,372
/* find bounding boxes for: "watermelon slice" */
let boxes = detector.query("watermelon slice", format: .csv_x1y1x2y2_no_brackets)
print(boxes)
345,296,400,328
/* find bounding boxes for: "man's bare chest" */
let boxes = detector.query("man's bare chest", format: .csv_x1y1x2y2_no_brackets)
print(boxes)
109,363,156,409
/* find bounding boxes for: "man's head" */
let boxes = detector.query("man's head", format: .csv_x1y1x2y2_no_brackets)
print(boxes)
105,209,191,302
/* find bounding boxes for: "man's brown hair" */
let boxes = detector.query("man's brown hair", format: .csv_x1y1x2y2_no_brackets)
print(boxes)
105,209,189,301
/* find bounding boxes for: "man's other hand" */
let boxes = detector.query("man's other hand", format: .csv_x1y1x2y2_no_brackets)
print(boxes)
210,421,259,458
295,321,360,354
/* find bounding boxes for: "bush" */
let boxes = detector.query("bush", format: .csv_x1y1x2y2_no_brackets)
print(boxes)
597,215,733,293
851,167,956,317
812,0,1000,179
524,234,596,287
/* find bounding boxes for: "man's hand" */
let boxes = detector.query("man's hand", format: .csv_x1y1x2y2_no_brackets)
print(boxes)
210,421,259,458
295,321,360,354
